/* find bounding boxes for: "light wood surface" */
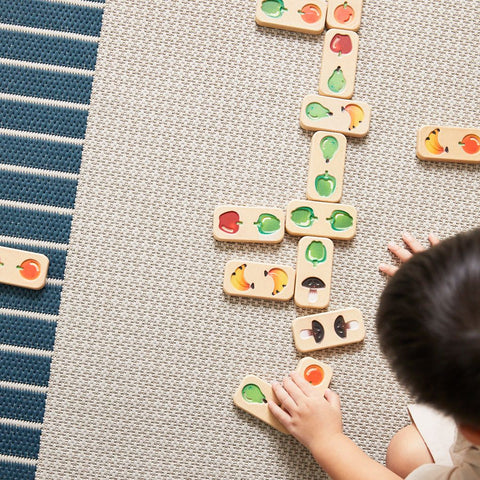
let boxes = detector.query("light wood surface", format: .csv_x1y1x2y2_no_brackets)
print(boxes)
294,236,334,309
213,205,285,243
255,0,327,34
306,131,347,203
223,260,295,300
319,29,359,99
292,308,365,352
300,94,371,136
326,0,363,31
416,125,480,164
286,199,357,240
0,246,49,290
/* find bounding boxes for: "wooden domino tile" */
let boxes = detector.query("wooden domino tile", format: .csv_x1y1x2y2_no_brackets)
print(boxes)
223,260,295,301
299,94,371,137
233,374,289,434
416,126,480,164
326,0,363,31
292,308,365,352
318,29,359,99
255,0,327,34
286,199,357,240
306,131,347,203
0,246,49,290
294,236,333,309
295,357,332,394
213,205,285,243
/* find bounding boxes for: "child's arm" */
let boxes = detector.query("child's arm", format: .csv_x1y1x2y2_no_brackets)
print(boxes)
269,372,402,480
379,232,439,276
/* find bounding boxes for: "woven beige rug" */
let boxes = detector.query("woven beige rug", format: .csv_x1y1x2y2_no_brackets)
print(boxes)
36,0,479,478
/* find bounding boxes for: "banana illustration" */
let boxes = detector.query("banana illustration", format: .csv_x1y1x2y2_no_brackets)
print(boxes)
265,267,288,296
341,104,364,130
231,263,253,291
425,128,448,155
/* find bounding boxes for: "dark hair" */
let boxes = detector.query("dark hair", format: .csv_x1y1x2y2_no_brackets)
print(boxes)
376,228,480,427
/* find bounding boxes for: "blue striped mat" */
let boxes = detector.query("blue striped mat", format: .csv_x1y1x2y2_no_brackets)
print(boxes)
0,1,105,478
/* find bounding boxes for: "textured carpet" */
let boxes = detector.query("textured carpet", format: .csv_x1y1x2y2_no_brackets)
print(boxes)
32,0,480,478
0,1,104,478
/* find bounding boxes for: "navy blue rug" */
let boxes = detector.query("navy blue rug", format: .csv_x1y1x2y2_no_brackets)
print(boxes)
0,1,104,478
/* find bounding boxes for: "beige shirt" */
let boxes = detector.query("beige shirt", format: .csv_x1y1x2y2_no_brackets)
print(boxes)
406,432,480,480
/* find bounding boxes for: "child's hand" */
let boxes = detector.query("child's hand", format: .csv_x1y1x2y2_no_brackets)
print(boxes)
268,372,343,451
379,232,440,277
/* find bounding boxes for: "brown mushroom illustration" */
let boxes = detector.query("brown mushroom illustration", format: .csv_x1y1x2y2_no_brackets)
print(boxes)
312,320,325,343
334,315,347,338
301,276,326,303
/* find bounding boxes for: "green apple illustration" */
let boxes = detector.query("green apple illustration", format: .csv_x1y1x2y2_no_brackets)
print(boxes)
328,66,346,93
305,240,327,266
291,206,318,227
306,102,333,120
254,213,280,234
326,210,353,230
320,135,339,161
315,171,336,197
242,384,266,403
261,0,287,18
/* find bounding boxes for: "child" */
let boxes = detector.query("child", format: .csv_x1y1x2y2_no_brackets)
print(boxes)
268,230,480,479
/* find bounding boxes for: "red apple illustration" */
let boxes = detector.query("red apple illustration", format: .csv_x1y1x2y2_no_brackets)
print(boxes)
459,134,480,155
334,2,354,23
219,211,242,234
330,34,352,55
17,259,41,280
298,4,322,23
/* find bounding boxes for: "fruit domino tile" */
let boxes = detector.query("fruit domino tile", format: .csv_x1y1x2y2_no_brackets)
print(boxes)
306,131,346,203
0,246,49,290
292,308,365,352
294,236,334,309
416,126,480,164
299,94,371,137
255,0,327,34
295,357,332,394
286,199,357,240
213,205,285,243
233,374,289,434
223,260,295,301
318,29,359,99
326,0,363,31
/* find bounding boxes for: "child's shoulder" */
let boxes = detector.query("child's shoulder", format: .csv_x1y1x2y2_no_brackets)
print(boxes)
406,433,480,480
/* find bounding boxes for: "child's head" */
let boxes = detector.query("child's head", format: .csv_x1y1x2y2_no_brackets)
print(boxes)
376,228,480,430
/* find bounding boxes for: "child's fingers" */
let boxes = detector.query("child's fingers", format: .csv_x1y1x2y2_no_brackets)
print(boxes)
379,263,398,277
268,400,291,426
324,388,341,410
290,371,315,397
428,233,440,246
402,232,425,253
272,382,297,413
282,375,305,405
388,242,413,262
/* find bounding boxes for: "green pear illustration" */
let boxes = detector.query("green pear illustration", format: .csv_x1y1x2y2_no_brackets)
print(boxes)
261,0,287,17
315,171,336,197
254,213,280,234
242,384,266,403
319,136,339,161
326,210,354,231
291,206,318,227
305,240,327,266
328,66,346,93
306,102,333,120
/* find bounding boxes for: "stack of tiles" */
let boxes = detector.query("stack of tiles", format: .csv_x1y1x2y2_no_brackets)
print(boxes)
0,2,105,479
213,0,369,433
